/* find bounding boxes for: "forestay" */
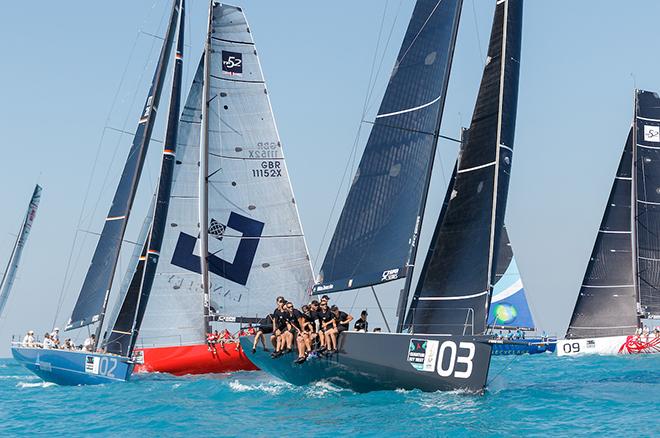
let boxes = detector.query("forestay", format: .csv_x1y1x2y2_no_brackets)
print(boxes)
566,129,638,339
313,0,463,294
635,90,660,318
407,0,523,335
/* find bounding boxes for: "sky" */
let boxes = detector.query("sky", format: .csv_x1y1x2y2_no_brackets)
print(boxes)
1,0,660,356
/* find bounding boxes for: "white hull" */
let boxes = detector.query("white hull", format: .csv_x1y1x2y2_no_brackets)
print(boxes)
557,334,660,356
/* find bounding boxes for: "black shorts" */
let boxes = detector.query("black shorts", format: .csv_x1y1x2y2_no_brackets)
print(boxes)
258,325,273,334
337,325,347,334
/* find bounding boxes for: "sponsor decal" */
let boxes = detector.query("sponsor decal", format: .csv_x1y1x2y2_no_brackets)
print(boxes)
222,51,243,76
619,335,660,354
407,339,439,372
172,211,264,286
492,303,518,325
644,125,660,142
85,356,100,374
586,340,595,348
381,268,400,282
315,284,334,292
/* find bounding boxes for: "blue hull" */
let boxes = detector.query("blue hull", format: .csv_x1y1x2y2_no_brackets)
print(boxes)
11,347,134,385
490,338,557,355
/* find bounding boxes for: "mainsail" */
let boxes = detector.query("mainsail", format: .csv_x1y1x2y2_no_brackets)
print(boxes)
137,4,314,349
566,130,638,338
106,0,186,357
66,0,181,332
635,90,660,318
487,227,534,330
406,0,523,335
0,185,41,317
314,0,464,294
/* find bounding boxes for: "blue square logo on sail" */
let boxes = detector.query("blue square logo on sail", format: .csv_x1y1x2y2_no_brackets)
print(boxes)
222,51,243,76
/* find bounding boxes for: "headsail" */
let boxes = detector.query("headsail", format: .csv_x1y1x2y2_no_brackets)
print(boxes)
136,56,207,349
406,0,523,335
487,227,534,330
635,90,660,318
314,0,463,294
0,184,41,317
66,0,180,331
106,0,186,357
566,129,638,338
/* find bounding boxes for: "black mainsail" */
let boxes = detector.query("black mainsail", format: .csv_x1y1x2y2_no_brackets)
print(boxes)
105,0,186,356
566,130,637,338
313,0,463,294
635,90,660,319
65,0,180,333
406,0,523,335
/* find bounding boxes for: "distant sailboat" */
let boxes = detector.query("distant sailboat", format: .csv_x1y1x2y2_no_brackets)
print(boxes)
243,0,523,393
11,0,184,385
123,2,314,376
558,90,660,356
0,185,41,318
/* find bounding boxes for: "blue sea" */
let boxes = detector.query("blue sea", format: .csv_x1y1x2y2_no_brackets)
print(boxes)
1,354,658,437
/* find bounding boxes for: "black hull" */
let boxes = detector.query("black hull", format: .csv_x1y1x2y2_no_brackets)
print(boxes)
241,332,492,393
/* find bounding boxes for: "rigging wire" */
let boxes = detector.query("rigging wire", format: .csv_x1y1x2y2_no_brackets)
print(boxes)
471,0,485,67
53,0,169,328
312,0,402,269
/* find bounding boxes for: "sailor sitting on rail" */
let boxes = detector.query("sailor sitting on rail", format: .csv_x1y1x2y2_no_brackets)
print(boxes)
22,330,35,347
83,334,95,352
42,332,55,349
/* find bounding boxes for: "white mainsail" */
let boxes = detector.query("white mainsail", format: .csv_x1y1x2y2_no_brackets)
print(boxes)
138,4,313,348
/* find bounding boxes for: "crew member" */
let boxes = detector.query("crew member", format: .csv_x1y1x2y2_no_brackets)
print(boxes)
83,334,96,352
354,310,368,332
22,330,35,347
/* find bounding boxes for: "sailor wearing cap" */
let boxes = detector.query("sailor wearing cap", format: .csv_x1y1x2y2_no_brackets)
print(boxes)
50,328,60,347
22,330,35,347
354,310,368,332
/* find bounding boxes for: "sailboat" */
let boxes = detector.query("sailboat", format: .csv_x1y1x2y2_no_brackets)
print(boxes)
241,0,523,393
487,226,556,354
558,89,660,356
11,0,185,385
118,2,314,376
0,185,42,318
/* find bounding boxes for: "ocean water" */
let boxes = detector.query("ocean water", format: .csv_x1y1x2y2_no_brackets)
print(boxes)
1,354,658,437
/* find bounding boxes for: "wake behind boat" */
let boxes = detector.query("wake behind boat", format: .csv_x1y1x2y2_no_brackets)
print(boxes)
245,0,523,393
558,90,660,357
11,0,186,385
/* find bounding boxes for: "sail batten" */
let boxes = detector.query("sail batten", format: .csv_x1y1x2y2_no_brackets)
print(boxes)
65,0,181,332
314,0,464,294
407,0,523,336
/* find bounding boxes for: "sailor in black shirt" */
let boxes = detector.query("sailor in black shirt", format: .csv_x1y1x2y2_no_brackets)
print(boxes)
325,305,353,354
354,310,368,332
270,296,288,358
252,314,274,353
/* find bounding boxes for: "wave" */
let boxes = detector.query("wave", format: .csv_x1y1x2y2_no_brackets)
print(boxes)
228,379,290,394
16,381,56,389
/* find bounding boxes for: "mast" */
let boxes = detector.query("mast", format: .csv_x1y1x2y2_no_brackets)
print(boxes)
199,0,213,333
632,89,641,321
0,185,41,317
64,0,180,346
104,0,186,356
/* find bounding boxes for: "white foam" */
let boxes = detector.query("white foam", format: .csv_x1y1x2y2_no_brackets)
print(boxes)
228,379,289,394
16,381,56,389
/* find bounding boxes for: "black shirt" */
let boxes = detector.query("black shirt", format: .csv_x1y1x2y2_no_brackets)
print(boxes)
336,311,350,330
317,309,334,330
354,318,368,331
285,309,303,331
273,308,288,331
302,312,315,332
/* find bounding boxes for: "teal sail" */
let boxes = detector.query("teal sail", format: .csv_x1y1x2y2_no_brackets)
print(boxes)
487,228,534,330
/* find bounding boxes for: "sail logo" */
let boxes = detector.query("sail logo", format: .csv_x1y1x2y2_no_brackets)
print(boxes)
171,212,264,285
381,268,399,282
222,51,243,76
644,125,660,142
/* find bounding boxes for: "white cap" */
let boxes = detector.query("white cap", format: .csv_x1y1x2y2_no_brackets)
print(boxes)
53,328,60,331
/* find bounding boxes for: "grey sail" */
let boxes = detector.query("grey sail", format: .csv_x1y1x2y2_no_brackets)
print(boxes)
65,0,180,331
137,57,207,348
314,0,464,294
566,129,638,338
635,90,660,318
407,0,523,336
201,4,313,319
0,184,41,317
